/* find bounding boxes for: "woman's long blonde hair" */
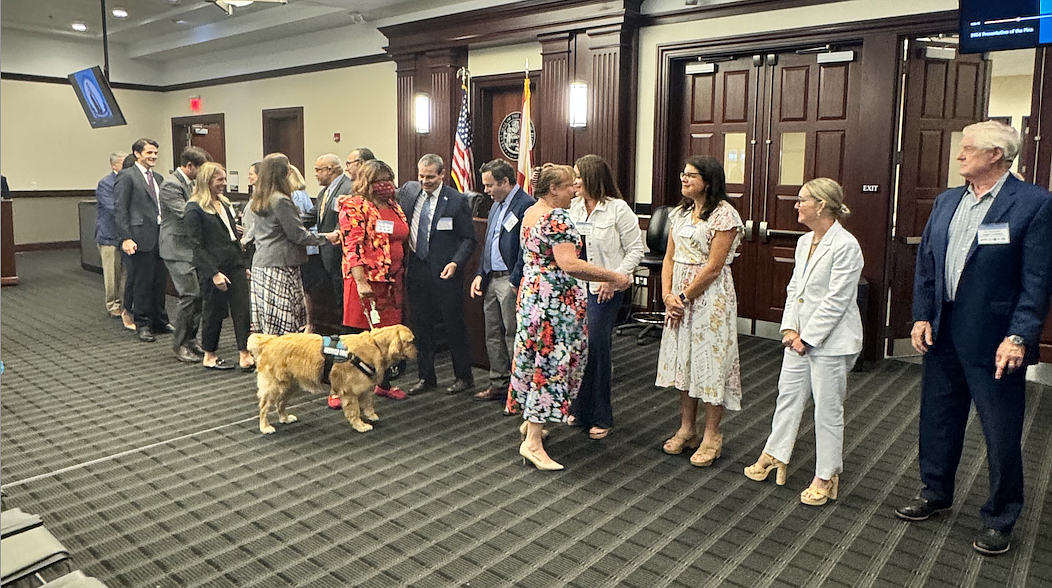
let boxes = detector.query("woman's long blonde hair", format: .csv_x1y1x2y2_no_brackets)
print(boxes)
288,164,307,192
189,162,230,214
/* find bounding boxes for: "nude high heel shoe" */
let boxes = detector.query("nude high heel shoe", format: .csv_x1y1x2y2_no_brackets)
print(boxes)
744,452,788,485
663,431,702,455
689,433,723,467
519,420,550,441
519,442,564,471
800,474,839,506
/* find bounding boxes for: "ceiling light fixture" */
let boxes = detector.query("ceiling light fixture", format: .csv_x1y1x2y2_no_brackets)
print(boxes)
111,8,128,18
207,0,288,16
71,21,88,32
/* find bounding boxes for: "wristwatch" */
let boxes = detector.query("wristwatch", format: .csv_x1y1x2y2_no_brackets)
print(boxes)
1007,335,1025,346
679,292,689,304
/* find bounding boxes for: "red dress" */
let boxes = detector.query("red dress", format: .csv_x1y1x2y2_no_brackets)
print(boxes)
342,206,409,329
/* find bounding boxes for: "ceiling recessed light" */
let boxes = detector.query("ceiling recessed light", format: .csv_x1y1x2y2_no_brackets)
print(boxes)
172,19,190,25
111,8,128,18
71,21,88,32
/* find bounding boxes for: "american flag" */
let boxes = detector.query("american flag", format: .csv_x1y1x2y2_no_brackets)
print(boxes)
450,80,475,193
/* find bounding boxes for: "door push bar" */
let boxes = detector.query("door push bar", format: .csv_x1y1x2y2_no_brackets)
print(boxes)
757,221,806,243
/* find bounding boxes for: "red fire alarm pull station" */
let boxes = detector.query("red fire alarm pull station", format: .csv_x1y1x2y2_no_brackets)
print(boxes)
190,96,202,112
333,132,341,143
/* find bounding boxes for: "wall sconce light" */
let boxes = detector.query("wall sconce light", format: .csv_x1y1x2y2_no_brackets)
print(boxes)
414,93,431,134
569,82,587,128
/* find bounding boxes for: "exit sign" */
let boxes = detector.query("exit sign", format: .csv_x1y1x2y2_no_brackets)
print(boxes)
861,184,879,193
190,96,202,112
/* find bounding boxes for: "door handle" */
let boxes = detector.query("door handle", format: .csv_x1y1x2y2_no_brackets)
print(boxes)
743,219,754,241
758,221,768,243
767,228,807,239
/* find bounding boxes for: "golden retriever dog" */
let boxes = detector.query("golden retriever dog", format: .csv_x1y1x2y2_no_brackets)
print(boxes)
248,324,416,434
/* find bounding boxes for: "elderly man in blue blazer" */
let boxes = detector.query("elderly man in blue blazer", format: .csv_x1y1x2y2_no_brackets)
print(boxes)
469,159,534,402
399,154,478,395
896,120,1052,556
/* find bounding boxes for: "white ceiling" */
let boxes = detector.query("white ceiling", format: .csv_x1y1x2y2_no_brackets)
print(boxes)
0,0,485,61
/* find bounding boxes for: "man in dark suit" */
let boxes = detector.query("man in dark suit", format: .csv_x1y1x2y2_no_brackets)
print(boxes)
400,153,478,395
159,146,211,362
306,153,354,334
897,121,1052,555
115,138,171,343
469,159,534,402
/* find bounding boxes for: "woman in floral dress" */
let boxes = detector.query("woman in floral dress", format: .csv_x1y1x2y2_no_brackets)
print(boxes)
506,164,632,471
656,156,744,468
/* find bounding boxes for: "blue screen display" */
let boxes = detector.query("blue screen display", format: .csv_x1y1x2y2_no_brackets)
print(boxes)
67,66,127,128
960,0,1051,53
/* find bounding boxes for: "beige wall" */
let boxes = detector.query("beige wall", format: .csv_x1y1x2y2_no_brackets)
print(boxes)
468,42,543,77
634,0,958,203
989,75,1033,131
0,61,397,244
157,61,398,197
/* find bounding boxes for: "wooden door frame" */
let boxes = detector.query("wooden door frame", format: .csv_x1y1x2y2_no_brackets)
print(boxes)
262,106,305,177
470,72,541,164
171,113,226,169
653,11,958,363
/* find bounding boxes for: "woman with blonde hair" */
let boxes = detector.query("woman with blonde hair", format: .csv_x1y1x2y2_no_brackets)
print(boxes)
184,162,254,371
337,159,410,400
744,177,863,506
287,164,324,333
241,153,339,335
507,164,632,471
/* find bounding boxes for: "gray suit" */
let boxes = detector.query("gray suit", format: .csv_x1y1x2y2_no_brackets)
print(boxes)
242,193,329,268
158,169,201,351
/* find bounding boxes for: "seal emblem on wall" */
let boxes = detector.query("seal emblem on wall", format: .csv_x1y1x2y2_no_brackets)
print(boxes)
498,112,536,160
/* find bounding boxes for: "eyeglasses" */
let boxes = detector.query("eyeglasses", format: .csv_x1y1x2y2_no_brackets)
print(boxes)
346,159,364,166
680,172,702,180
314,166,335,172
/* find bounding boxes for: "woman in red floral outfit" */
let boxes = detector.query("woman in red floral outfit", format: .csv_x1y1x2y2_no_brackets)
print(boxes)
336,159,410,400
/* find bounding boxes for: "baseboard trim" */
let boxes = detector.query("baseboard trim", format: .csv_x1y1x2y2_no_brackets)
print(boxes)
15,240,80,252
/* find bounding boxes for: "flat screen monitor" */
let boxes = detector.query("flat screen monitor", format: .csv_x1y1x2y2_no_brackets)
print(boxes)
67,66,127,128
960,0,1052,54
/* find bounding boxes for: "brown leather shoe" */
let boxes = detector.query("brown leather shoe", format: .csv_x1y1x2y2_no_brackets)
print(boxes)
174,346,203,363
473,386,507,402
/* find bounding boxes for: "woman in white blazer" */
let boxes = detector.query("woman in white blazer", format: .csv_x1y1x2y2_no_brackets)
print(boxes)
744,178,863,506
567,154,644,440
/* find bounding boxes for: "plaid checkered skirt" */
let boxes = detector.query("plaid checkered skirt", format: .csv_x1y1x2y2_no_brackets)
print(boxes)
250,266,307,335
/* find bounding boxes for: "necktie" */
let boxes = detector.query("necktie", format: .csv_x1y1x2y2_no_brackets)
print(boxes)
146,171,157,202
415,193,431,259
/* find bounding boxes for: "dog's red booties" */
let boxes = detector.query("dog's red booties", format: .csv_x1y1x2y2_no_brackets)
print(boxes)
327,394,342,409
375,386,407,400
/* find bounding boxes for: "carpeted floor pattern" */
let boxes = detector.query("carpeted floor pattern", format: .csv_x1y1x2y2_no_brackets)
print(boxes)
2,250,1050,587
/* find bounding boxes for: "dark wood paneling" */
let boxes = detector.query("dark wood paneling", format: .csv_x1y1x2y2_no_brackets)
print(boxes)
817,63,849,120
1,199,17,286
395,56,420,185
172,113,226,168
14,240,79,252
262,106,305,177
8,190,95,199
540,33,573,167
779,66,809,121
691,74,715,123
424,49,467,164
814,130,845,181
723,71,749,123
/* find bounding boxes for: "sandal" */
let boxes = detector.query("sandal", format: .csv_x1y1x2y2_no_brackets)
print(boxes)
588,427,609,440
663,431,702,455
689,433,724,467
203,358,235,371
744,452,788,485
800,474,839,506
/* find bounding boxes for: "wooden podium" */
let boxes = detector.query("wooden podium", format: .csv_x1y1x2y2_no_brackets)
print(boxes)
1,199,17,286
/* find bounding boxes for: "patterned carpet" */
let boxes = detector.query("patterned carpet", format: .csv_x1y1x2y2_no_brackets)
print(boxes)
1,250,1049,587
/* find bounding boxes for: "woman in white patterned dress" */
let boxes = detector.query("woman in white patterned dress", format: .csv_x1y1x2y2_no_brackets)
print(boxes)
656,156,744,467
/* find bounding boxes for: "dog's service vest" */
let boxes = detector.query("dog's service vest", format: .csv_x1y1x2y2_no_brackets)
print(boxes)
321,336,378,378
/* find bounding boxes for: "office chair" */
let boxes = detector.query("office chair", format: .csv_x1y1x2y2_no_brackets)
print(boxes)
616,205,670,344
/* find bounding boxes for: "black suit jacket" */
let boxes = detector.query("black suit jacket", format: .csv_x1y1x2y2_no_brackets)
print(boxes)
185,201,246,280
398,181,477,276
114,165,165,252
310,174,353,277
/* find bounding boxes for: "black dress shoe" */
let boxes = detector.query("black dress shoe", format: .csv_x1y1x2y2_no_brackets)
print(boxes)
973,528,1011,555
187,341,206,355
174,346,202,363
895,497,951,521
446,379,473,395
407,380,436,395
152,323,174,334
473,386,506,402
137,328,156,343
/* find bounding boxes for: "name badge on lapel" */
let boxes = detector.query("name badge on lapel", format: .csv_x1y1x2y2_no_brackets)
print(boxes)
375,220,394,234
575,221,594,236
976,222,1010,245
502,214,519,232
437,217,454,231
677,224,697,240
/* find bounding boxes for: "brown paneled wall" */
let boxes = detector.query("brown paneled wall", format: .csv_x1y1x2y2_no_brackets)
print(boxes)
382,1,641,199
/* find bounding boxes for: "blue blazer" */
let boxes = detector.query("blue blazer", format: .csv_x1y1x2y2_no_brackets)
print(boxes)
913,174,1052,365
398,181,477,278
94,171,120,246
477,185,534,289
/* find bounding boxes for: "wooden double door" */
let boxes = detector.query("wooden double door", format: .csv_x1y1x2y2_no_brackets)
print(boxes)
683,48,862,323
